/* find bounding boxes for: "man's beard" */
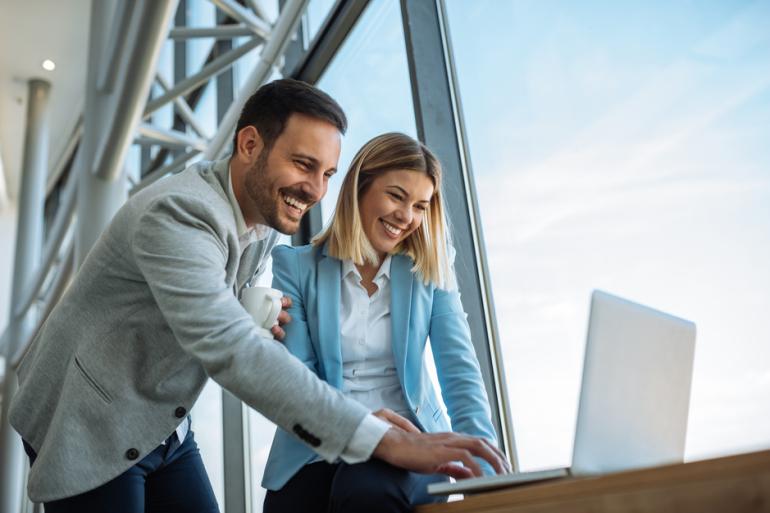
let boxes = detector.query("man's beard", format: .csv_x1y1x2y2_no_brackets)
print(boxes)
244,149,313,235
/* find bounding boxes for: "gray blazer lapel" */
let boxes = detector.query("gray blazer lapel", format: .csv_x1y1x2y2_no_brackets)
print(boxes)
390,254,413,387
318,244,343,389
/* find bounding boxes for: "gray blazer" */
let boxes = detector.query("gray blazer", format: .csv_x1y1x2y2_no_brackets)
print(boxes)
9,159,369,502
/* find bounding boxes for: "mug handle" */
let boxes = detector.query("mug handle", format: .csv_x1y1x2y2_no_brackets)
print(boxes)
264,293,282,329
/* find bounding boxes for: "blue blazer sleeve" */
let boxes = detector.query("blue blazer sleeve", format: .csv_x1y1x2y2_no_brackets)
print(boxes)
429,284,499,474
271,245,319,372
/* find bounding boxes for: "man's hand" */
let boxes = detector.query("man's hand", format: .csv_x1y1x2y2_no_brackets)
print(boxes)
270,296,292,341
372,429,510,479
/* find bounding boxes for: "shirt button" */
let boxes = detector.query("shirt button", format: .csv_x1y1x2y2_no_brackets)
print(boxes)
126,448,140,460
175,406,187,418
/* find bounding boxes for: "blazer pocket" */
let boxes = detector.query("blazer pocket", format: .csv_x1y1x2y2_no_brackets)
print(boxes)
74,356,113,404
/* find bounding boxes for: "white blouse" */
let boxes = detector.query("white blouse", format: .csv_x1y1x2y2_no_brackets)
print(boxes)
339,256,412,419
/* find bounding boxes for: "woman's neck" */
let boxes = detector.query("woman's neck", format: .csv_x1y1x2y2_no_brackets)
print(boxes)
355,252,386,293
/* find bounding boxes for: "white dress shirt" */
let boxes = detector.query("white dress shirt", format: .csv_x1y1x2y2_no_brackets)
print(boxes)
340,256,411,418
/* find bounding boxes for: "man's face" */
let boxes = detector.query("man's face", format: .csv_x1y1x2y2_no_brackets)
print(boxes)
244,113,341,234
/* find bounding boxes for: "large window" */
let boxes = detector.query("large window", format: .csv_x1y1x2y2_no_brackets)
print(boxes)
315,0,417,225
446,0,770,470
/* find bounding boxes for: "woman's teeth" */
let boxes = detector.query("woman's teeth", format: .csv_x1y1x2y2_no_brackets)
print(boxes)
382,220,402,236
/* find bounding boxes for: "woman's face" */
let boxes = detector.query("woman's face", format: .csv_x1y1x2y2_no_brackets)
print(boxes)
359,169,434,260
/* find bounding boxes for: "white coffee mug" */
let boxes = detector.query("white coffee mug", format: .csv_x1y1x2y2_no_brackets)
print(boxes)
241,286,283,338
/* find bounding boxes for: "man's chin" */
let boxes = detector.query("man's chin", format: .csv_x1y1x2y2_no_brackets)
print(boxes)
271,216,301,235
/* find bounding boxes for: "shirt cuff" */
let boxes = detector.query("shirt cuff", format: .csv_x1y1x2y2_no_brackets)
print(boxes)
339,413,391,464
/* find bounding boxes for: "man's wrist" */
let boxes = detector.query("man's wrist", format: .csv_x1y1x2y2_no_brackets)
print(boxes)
339,413,391,464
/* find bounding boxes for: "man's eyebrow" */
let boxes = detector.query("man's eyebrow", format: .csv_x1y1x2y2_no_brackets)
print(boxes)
290,152,319,164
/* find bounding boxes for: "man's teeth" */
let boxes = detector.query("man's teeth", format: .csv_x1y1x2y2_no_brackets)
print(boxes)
382,220,402,236
282,194,307,212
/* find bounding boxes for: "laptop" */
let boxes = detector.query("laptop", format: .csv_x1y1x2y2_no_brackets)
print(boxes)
428,289,696,495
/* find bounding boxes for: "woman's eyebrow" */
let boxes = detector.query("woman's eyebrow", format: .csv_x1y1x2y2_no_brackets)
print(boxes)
386,184,430,203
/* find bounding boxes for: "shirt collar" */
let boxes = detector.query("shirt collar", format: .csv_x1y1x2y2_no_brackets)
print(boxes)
343,254,392,283
227,165,269,241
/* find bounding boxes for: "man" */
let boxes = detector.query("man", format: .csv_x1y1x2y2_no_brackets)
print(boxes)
9,79,506,512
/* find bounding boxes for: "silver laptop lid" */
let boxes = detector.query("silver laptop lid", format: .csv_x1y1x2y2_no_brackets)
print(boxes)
571,290,696,476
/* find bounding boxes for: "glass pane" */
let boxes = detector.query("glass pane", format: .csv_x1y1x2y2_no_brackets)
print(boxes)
316,0,417,227
305,0,337,45
191,380,224,507
446,0,770,470
247,234,289,511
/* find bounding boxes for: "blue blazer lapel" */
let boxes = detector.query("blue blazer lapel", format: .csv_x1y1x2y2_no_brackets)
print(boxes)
390,254,413,387
317,244,343,389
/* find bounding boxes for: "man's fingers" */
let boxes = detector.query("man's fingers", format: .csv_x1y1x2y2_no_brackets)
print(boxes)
276,310,291,326
436,434,507,475
270,325,285,341
281,295,292,309
442,448,482,477
436,462,474,480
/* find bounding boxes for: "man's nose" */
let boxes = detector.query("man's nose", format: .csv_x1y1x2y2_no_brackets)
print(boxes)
301,173,324,202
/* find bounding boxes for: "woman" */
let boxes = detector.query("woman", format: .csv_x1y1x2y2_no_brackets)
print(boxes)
262,133,499,512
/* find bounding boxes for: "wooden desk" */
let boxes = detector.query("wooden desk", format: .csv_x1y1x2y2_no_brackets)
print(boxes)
417,450,770,513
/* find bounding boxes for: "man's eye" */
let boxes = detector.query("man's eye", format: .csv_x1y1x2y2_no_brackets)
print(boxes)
295,160,310,169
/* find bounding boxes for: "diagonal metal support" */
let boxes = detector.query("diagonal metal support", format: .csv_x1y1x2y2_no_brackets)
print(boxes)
91,0,179,180
209,0,272,39
137,124,209,152
97,0,134,93
169,24,256,40
155,74,212,139
144,37,262,117
244,0,272,24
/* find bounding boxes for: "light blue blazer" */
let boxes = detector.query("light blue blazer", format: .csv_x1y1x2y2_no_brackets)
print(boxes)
261,243,498,491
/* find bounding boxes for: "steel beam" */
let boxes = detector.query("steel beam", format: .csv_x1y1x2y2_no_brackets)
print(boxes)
144,37,262,117
288,0,369,83
245,0,271,24
204,0,310,160
400,0,518,469
156,74,212,139
169,24,256,40
76,1,127,263
209,0,272,39
15,164,77,318
91,0,179,180
97,0,134,93
136,124,209,151
0,77,51,513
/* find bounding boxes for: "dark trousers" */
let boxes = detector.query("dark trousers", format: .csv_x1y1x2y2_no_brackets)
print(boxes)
23,430,219,513
263,459,449,513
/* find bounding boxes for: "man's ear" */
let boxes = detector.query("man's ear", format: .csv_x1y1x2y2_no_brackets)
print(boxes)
234,125,263,163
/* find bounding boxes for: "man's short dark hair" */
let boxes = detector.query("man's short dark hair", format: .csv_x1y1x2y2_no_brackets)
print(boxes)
232,78,347,154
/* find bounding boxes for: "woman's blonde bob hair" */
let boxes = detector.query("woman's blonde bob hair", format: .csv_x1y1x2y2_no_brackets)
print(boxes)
313,132,455,290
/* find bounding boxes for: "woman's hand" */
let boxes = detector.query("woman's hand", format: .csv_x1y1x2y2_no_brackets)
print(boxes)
373,408,421,433
270,296,293,341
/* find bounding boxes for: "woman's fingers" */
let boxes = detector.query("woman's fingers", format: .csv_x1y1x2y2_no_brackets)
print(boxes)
373,409,421,433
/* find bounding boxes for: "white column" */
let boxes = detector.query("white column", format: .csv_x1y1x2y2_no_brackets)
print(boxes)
0,78,51,513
